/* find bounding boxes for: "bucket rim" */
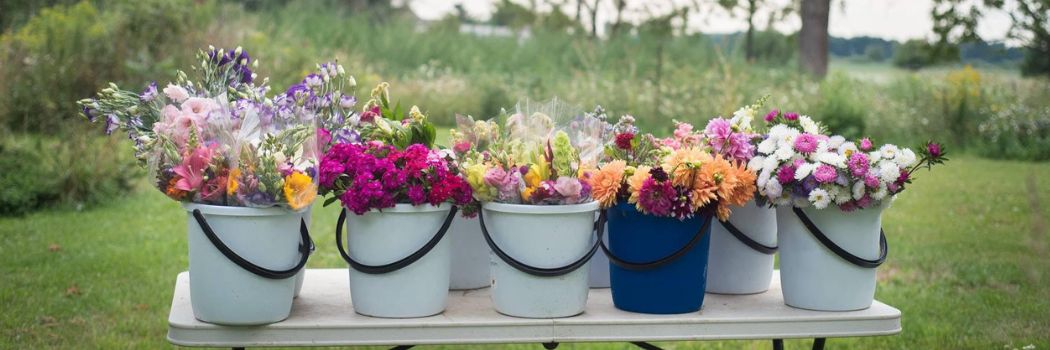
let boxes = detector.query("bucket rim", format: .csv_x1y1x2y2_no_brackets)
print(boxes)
182,203,310,216
481,201,599,214
361,202,452,214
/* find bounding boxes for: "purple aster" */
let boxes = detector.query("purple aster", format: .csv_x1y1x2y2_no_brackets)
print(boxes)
793,133,819,153
813,164,838,183
847,152,870,177
777,165,796,184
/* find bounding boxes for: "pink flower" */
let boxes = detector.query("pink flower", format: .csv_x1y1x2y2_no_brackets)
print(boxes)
163,83,189,102
360,106,380,123
848,152,869,177
926,141,943,158
777,165,796,184
553,177,583,202
813,164,838,183
764,109,779,122
637,178,675,217
859,138,873,151
453,140,472,154
173,146,214,192
704,118,732,141
784,112,799,121
317,128,332,148
793,133,819,153
674,122,694,140
864,171,880,188
660,138,682,150
181,97,220,119
484,167,519,202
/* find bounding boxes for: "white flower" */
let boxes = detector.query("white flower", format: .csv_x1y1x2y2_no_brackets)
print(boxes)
762,156,779,174
795,162,817,180
827,135,846,149
769,124,799,148
872,184,888,200
833,187,851,204
896,148,917,168
757,137,776,154
757,167,772,189
869,150,882,162
747,155,766,172
774,146,795,161
879,144,899,161
838,142,858,157
799,116,820,134
878,161,900,183
809,188,831,209
731,107,755,132
816,151,846,168
764,180,783,198
853,181,866,200
163,84,189,102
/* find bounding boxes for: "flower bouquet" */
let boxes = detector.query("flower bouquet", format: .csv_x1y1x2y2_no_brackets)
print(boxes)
588,112,756,314
457,99,606,318
315,79,473,318
698,102,782,295
751,109,948,311
77,47,317,325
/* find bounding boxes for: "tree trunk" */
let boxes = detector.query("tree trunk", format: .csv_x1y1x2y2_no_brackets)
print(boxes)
746,0,756,61
799,0,831,78
611,0,627,36
589,0,600,37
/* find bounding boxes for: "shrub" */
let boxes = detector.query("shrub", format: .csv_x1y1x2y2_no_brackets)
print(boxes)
815,72,868,139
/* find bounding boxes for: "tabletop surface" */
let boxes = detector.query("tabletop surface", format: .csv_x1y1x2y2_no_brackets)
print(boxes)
168,269,901,347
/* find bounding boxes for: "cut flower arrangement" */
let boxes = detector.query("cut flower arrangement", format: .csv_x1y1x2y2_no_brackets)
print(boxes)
749,110,948,210
589,114,757,221
78,47,319,210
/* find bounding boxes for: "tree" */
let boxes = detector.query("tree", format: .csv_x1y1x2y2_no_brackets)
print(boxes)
893,39,959,70
799,0,831,78
864,44,885,62
932,0,1050,77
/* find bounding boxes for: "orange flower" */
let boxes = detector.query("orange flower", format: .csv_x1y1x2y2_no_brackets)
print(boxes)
164,177,188,201
711,159,758,221
227,168,241,196
663,148,711,187
626,165,652,204
590,160,626,208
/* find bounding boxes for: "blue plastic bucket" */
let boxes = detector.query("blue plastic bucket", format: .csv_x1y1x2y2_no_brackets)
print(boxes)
606,202,712,314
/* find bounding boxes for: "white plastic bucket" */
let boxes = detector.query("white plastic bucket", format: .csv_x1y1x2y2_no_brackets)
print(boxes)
588,219,611,288
482,201,599,318
777,201,888,311
447,215,491,290
706,200,777,294
184,203,310,325
293,208,311,298
341,203,453,318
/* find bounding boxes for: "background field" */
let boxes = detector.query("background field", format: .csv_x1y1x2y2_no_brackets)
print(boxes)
1,0,1049,348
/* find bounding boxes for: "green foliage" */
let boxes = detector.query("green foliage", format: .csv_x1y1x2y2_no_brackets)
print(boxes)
864,44,885,62
893,39,958,70
814,72,867,139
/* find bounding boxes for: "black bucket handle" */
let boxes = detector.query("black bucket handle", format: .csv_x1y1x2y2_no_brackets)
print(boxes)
192,209,314,280
599,210,712,271
718,219,778,255
336,206,458,275
791,207,887,268
479,208,605,277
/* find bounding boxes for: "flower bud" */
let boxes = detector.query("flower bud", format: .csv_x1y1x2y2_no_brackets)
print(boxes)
234,46,243,57
348,76,357,87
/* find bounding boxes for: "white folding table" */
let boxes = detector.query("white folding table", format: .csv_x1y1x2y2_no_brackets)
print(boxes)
167,269,901,349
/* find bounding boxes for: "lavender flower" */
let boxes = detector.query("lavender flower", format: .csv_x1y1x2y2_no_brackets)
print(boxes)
140,82,158,102
104,114,120,135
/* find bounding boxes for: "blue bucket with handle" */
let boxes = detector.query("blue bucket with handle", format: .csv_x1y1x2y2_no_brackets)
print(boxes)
603,202,712,314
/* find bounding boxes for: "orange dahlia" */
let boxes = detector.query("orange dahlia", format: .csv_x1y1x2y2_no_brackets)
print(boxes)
626,165,652,204
590,160,626,208
662,147,711,187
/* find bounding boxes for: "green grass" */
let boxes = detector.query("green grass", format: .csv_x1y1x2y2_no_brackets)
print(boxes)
2,156,1048,349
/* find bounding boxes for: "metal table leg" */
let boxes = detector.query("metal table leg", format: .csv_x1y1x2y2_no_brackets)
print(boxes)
813,338,826,350
772,339,784,350
631,341,664,350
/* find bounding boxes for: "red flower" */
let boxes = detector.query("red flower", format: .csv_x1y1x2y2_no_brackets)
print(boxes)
615,132,634,150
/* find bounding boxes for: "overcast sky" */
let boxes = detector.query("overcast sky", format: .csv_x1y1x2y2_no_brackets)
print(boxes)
405,0,1015,43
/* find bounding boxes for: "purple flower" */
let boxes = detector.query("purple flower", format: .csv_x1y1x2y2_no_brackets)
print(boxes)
140,82,158,102
637,178,675,217
704,118,732,141
926,141,943,158
793,133,819,153
407,185,426,205
784,112,799,121
764,109,779,122
82,103,97,122
896,169,910,185
847,152,869,177
340,95,357,109
813,164,838,183
104,114,120,135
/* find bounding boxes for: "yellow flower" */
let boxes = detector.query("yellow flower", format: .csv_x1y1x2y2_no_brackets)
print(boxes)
283,171,317,211
464,163,495,201
626,165,652,204
227,168,241,196
523,165,544,188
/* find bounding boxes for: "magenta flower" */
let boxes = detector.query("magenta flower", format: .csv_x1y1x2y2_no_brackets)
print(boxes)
813,164,838,183
777,165,796,184
764,109,779,122
864,171,880,188
637,178,675,217
926,141,943,158
784,112,799,121
453,140,472,154
793,133,819,153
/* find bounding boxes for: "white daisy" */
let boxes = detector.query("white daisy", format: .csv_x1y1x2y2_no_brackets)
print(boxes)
838,142,859,157
827,135,846,149
816,151,847,168
879,144,899,161
764,180,783,198
762,156,779,174
757,137,776,154
872,184,888,200
809,188,831,209
747,155,766,173
774,146,795,160
757,167,772,188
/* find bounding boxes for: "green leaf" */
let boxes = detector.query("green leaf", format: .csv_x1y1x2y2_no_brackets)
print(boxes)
323,196,338,207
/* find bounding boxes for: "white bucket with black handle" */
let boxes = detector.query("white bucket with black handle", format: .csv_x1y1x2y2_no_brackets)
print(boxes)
706,201,778,295
184,204,314,326
777,203,889,311
336,204,457,318
480,201,602,318
447,215,491,290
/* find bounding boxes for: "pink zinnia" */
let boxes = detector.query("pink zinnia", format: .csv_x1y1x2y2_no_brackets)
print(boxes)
793,133,819,153
813,164,838,183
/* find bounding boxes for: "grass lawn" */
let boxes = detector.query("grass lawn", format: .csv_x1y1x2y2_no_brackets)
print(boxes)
2,156,1048,349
